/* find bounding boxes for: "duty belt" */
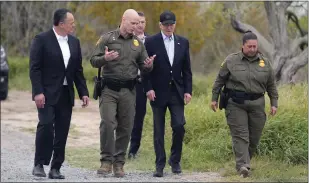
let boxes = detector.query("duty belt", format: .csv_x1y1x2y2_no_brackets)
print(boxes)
228,89,264,104
102,78,136,92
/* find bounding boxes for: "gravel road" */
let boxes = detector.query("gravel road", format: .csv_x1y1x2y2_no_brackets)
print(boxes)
1,91,222,182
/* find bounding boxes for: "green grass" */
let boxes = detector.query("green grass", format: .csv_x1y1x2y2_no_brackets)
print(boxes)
8,57,309,181
66,145,307,182
8,57,95,96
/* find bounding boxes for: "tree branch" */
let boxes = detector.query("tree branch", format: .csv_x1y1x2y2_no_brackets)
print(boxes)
286,10,308,37
290,34,308,55
281,48,308,83
290,48,309,70
230,14,273,59
264,2,280,49
280,1,293,10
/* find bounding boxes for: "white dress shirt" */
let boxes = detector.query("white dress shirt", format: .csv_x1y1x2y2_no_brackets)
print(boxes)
53,28,70,85
161,31,174,66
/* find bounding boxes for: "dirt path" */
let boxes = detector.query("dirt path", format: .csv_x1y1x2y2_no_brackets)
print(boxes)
1,90,222,182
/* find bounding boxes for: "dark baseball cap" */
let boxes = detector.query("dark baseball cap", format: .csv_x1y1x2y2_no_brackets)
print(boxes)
160,10,176,25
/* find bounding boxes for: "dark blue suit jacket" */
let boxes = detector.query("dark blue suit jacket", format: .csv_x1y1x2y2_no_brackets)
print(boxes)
29,29,89,106
142,32,192,107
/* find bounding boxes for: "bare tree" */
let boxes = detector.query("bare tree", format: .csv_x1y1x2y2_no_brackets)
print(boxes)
1,2,67,56
230,1,308,84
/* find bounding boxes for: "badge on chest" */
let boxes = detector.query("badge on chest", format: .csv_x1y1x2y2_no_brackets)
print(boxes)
133,39,139,47
259,59,265,67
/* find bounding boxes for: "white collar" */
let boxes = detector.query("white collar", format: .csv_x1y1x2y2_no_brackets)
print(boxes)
161,31,174,41
136,33,146,40
53,27,68,41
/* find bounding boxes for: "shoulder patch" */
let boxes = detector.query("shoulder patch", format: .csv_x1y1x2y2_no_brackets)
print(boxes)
96,36,103,46
220,61,226,67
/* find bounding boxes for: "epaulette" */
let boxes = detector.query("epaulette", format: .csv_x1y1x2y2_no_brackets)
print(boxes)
96,31,114,46
228,51,241,59
232,51,241,55
102,30,115,36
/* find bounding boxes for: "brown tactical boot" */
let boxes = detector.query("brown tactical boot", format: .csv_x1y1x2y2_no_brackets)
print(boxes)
239,166,249,178
97,162,112,175
113,164,125,177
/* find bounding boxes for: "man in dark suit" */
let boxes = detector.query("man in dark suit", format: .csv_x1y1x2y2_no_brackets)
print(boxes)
128,11,150,159
29,8,89,179
142,10,192,177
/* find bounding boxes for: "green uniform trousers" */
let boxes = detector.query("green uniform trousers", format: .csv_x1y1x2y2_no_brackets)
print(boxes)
99,86,136,166
225,96,266,171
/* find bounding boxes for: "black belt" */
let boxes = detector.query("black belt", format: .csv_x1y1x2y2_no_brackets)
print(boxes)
229,90,264,104
102,78,136,92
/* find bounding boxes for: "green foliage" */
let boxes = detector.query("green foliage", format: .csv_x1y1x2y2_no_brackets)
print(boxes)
288,15,308,38
8,57,31,91
76,2,226,54
258,84,308,164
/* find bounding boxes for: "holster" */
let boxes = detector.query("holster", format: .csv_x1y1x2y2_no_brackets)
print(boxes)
219,86,230,110
93,68,102,100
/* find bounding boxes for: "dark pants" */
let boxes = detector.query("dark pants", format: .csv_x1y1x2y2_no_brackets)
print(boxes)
34,86,72,170
129,82,147,155
225,97,266,171
151,84,185,169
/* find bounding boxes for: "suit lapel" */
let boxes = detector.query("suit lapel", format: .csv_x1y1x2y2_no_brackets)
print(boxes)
50,29,65,70
67,36,74,70
157,33,171,68
173,34,180,68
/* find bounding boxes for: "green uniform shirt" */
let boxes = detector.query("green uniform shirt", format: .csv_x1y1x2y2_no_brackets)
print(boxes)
212,51,279,107
90,28,152,81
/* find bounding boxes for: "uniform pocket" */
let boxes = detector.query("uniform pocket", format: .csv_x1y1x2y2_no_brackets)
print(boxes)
254,66,269,84
130,40,141,60
233,64,246,71
232,64,247,81
99,86,107,107
107,43,121,61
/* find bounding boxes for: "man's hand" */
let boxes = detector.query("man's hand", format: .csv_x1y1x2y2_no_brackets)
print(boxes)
210,101,218,112
146,90,156,101
144,55,156,68
34,93,45,108
184,93,192,105
104,46,119,61
81,96,89,108
270,106,277,116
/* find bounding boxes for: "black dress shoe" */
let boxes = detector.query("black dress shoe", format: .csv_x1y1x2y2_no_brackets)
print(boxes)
48,169,65,179
32,164,46,177
128,153,136,159
168,160,182,174
153,168,163,177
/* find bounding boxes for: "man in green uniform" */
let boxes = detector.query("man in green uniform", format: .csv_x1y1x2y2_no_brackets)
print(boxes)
90,9,155,177
211,31,278,178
